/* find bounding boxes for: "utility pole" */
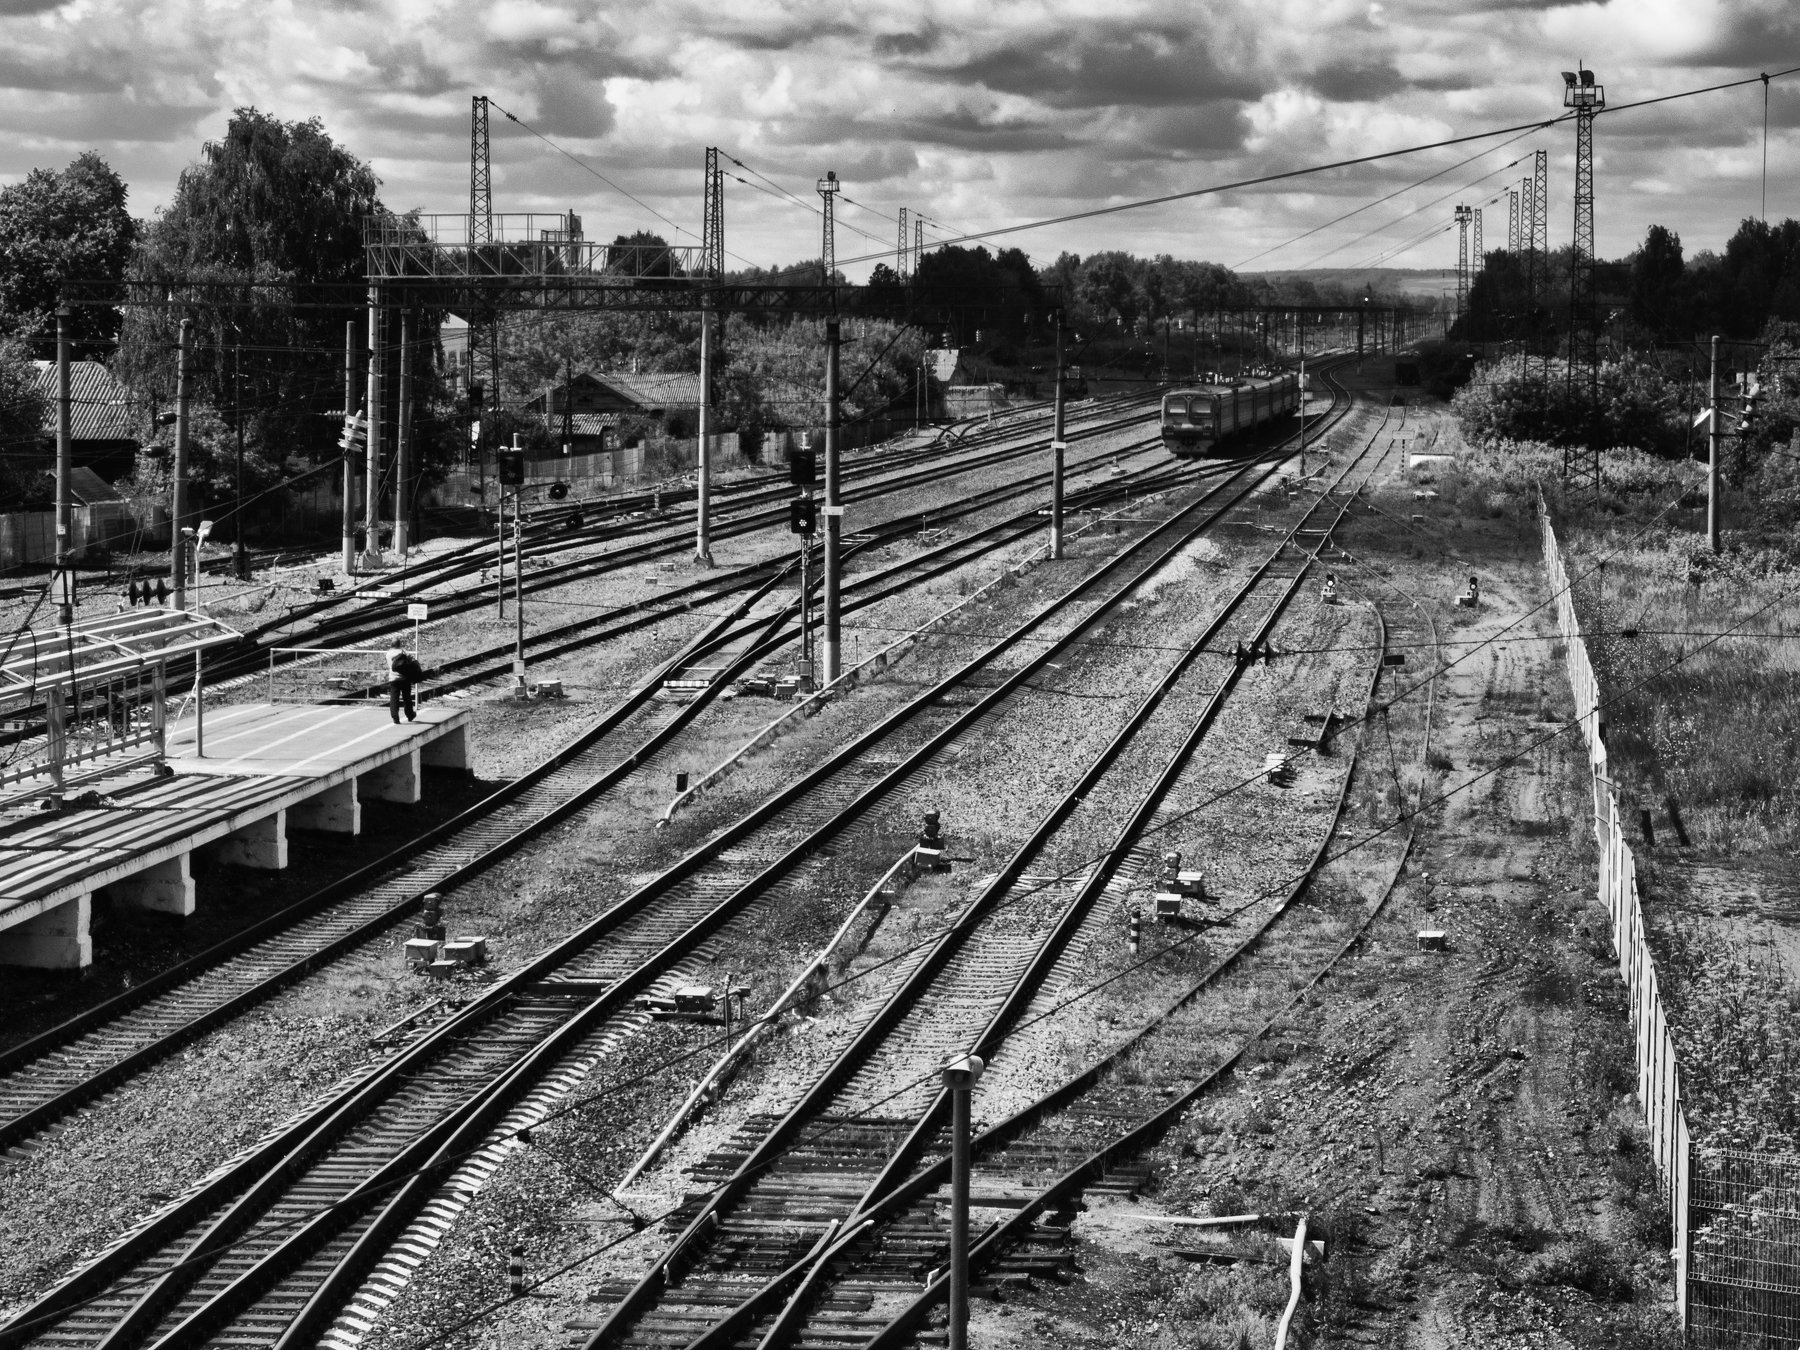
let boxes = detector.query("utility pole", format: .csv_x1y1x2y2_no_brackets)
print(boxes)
1051,315,1066,559
54,304,72,625
365,288,383,568
942,1054,985,1350
698,147,723,567
822,318,842,682
343,321,357,574
396,309,413,558
1708,334,1722,553
172,317,192,609
232,326,248,579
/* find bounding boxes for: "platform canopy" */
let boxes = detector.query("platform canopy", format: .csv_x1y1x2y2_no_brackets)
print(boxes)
0,610,242,703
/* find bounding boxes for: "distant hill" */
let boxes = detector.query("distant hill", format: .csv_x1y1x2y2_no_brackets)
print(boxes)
1245,268,1454,303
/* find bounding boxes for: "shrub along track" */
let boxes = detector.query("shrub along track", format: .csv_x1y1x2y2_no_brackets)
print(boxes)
0,378,1352,1350
561,376,1397,1350
0,437,1225,1163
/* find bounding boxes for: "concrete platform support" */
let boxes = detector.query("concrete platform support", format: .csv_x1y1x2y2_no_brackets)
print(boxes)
360,749,421,805
109,854,197,916
289,778,361,835
421,723,469,773
0,894,92,968
218,808,288,869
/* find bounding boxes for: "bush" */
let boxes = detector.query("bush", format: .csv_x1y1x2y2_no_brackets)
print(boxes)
1523,1237,1634,1300
1453,353,1689,456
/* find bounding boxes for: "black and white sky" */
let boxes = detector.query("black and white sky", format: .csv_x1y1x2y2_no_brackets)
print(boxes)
2,0,1796,278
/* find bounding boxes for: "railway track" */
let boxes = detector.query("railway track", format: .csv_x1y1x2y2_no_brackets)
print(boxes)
0,377,1342,1350
0,437,1212,1162
570,371,1387,1350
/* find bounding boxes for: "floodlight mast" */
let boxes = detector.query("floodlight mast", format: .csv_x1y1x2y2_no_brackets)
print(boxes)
1562,62,1606,494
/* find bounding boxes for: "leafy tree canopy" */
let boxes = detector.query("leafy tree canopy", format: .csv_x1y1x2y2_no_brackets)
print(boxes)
0,152,135,358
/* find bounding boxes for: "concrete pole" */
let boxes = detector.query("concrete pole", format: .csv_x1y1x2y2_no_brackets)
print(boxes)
942,1054,985,1350
1051,317,1066,560
172,317,192,609
54,304,72,625
822,318,842,683
696,303,714,566
343,320,357,575
1707,334,1722,554
365,288,382,566
513,493,525,694
397,309,413,558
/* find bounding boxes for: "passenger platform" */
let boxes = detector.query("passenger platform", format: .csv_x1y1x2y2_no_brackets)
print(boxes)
0,704,469,970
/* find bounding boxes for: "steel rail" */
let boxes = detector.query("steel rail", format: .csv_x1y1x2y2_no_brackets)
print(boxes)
0,412,1285,1350
607,371,1374,1350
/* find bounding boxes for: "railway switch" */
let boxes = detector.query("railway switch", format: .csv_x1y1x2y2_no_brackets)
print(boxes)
916,811,949,871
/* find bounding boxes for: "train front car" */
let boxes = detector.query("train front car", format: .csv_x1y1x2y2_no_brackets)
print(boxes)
1161,388,1220,458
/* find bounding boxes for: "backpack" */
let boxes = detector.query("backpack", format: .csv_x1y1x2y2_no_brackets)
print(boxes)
394,653,425,683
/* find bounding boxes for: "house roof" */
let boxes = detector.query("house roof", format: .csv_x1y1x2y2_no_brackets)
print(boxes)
542,412,620,436
68,467,124,503
593,371,701,409
31,361,140,443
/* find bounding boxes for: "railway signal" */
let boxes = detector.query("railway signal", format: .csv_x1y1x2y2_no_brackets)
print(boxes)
789,447,817,487
788,497,816,536
497,449,525,487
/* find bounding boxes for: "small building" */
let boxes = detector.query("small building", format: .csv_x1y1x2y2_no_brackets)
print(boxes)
29,361,141,481
524,371,704,450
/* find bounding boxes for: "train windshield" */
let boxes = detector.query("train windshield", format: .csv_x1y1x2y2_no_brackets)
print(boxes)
1162,395,1195,421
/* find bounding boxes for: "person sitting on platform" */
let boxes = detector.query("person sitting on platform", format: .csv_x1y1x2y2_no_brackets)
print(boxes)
386,646,424,723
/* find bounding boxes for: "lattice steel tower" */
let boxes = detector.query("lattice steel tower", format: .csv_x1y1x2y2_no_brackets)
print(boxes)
1563,66,1606,490
1472,206,1484,268
470,96,493,246
817,170,840,284
897,207,911,280
701,147,724,280
1455,205,1473,320
1507,189,1521,253
914,216,923,270
1528,149,1548,369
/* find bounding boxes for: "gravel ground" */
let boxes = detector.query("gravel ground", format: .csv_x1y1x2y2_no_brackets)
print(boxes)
0,402,1184,1322
337,394,1380,1347
962,384,1679,1350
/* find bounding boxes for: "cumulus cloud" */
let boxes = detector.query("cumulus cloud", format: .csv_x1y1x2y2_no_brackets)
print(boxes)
0,0,1787,273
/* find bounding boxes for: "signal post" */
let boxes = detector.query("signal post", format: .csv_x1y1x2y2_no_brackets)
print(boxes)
790,444,818,688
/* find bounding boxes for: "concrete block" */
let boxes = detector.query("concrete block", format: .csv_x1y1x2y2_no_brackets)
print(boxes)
405,938,442,966
289,778,361,835
1417,930,1447,951
0,893,93,969
218,808,288,870
361,748,421,805
109,854,196,916
427,959,459,980
445,935,487,964
421,723,469,773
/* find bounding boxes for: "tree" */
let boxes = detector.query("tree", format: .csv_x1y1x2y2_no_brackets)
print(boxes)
1628,225,1687,341
114,109,394,465
0,152,135,358
0,335,49,506
1077,252,1143,333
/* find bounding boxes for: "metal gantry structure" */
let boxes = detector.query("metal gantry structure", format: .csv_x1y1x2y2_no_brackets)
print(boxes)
897,206,911,280
1507,188,1521,253
1454,205,1473,318
817,169,840,283
1564,65,1606,490
1527,148,1548,374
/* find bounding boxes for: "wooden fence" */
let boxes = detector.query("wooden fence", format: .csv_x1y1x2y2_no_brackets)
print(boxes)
1,503,168,568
